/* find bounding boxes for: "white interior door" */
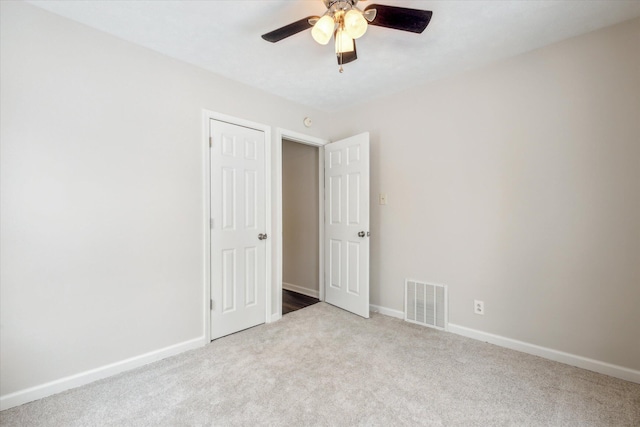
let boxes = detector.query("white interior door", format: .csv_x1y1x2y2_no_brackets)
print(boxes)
324,133,370,318
210,119,266,340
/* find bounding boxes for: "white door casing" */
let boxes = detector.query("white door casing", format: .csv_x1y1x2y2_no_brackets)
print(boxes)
275,129,329,320
324,133,370,318
210,119,267,340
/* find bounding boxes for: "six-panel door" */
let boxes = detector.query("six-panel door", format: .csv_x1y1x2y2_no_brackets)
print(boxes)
210,119,266,340
324,133,370,318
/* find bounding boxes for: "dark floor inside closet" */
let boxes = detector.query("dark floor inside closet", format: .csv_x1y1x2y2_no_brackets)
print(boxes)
282,289,319,315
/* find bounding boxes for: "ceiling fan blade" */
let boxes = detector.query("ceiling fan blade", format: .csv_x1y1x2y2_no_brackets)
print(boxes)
261,16,320,43
364,4,432,33
337,40,357,65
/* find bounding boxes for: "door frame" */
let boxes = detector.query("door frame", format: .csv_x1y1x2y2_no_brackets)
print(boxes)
274,128,329,321
203,110,272,342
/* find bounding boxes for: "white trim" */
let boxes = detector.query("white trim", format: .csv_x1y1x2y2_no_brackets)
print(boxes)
283,282,320,299
275,129,329,319
277,129,328,147
202,110,212,343
369,304,404,319
448,323,640,384
367,304,639,384
317,145,325,303
270,313,282,323
203,110,272,339
0,337,205,411
264,124,273,324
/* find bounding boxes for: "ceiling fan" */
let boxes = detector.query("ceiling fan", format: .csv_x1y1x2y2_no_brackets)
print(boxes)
261,0,433,72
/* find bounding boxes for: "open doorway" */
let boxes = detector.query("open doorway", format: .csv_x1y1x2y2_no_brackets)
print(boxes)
275,130,370,320
282,139,320,314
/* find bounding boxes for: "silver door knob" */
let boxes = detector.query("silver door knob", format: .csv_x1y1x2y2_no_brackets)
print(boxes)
358,231,365,238
258,233,268,240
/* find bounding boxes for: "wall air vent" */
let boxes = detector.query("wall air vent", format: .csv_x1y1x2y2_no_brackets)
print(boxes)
405,279,448,330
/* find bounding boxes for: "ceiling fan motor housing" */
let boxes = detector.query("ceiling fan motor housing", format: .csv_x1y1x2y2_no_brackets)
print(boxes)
323,0,360,10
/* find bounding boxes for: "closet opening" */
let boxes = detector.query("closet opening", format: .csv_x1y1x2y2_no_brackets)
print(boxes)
282,139,320,314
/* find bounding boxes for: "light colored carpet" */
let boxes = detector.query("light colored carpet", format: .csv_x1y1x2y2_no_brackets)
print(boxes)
1,302,639,426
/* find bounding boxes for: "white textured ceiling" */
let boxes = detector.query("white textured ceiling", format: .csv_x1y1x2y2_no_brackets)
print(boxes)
27,0,640,112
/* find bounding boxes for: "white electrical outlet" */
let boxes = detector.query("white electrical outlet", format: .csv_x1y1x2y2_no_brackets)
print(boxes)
474,300,484,315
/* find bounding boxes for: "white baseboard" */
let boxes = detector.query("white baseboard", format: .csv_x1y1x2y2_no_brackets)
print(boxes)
448,323,640,384
370,304,404,319
0,336,205,411
366,303,639,384
270,313,282,323
282,282,319,299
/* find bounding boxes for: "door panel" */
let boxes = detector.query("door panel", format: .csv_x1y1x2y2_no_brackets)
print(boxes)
222,249,236,312
324,133,370,318
348,173,360,224
211,119,266,340
329,175,341,224
330,239,341,289
347,241,360,295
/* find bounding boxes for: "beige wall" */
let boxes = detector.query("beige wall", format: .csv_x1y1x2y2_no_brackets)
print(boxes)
282,140,319,296
328,18,640,371
0,1,332,397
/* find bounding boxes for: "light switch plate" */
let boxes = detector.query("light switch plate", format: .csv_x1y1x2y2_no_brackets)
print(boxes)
379,193,387,205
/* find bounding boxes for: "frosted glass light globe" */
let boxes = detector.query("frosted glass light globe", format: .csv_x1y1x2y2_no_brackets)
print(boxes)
311,15,335,45
335,28,355,54
344,9,367,39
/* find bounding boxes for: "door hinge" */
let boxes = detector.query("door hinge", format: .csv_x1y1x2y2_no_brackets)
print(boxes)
210,299,214,310
210,218,213,229
209,136,213,148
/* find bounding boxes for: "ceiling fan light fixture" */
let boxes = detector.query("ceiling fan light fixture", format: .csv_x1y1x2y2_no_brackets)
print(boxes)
335,27,355,54
311,15,335,45
262,1,434,72
344,9,367,39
